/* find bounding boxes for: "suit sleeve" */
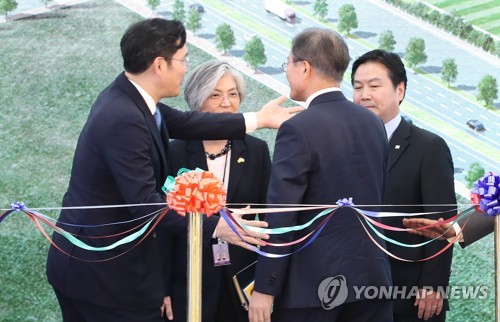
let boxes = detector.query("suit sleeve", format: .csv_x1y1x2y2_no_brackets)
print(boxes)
158,103,246,140
254,121,310,296
459,210,494,248
257,141,272,221
418,136,456,288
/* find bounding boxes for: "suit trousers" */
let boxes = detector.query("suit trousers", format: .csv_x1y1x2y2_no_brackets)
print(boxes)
54,288,164,322
394,312,446,322
271,299,393,322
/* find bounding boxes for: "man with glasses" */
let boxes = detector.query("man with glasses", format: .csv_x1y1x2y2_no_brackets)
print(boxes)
249,28,392,322
46,18,300,322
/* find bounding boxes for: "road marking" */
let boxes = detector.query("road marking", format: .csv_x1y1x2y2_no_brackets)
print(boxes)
440,103,448,109
424,85,432,91
438,92,446,98
426,96,434,102
457,157,466,163
466,107,474,113
454,111,463,117
479,115,487,120
413,90,421,95
452,100,460,105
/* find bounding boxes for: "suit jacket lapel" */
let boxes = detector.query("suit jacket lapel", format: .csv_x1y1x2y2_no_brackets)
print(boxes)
227,140,246,201
116,73,167,167
186,140,208,172
388,119,411,171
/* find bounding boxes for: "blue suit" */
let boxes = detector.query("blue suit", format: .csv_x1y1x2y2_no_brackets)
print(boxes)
254,91,392,321
46,72,247,321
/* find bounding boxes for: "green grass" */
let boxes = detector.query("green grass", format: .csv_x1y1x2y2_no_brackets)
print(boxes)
0,0,494,321
424,0,500,36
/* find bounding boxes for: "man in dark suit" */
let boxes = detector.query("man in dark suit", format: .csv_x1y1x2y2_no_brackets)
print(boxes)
249,28,393,322
352,49,456,322
403,211,494,248
45,18,300,321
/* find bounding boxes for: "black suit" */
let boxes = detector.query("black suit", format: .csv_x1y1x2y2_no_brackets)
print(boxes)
46,72,247,320
382,118,456,321
163,136,271,322
458,210,494,248
254,91,392,321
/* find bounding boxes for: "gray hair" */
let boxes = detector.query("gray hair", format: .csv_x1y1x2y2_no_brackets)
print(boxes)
184,60,246,112
291,28,349,82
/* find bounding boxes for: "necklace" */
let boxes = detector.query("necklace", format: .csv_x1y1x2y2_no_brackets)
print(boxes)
205,141,231,160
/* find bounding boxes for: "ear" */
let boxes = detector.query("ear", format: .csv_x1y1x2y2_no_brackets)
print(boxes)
396,82,405,101
302,60,312,80
153,56,167,75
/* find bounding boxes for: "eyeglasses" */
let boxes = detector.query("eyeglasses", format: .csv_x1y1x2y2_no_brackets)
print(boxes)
170,56,190,67
207,91,240,105
281,59,303,72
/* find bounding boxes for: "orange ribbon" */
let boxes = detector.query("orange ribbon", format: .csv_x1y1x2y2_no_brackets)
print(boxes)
166,170,226,217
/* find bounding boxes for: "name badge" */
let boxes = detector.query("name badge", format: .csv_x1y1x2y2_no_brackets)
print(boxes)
213,240,231,266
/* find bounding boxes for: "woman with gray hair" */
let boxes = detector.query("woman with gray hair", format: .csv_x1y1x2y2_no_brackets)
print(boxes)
161,60,272,322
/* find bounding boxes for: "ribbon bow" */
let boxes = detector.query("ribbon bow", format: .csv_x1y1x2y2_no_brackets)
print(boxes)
471,172,500,217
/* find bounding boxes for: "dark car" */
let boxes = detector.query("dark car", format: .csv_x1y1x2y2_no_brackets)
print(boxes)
466,119,486,131
189,3,204,13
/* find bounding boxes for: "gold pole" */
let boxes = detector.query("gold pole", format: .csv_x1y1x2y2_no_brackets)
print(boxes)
495,216,500,322
187,212,203,322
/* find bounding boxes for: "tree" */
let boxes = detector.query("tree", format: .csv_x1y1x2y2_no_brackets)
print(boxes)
147,0,160,12
171,0,185,22
338,4,358,35
244,36,267,72
441,58,458,87
465,162,485,189
0,0,17,17
378,30,396,51
186,8,202,35
405,37,427,69
313,0,328,22
477,75,498,107
215,23,235,54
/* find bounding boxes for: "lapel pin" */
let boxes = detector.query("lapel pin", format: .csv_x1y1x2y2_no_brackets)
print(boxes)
395,145,400,149
237,157,245,164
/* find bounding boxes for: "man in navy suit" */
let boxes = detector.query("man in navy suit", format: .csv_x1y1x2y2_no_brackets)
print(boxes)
249,28,393,322
351,49,456,322
46,18,300,322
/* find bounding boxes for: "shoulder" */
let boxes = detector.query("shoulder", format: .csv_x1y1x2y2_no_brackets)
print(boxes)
409,124,447,146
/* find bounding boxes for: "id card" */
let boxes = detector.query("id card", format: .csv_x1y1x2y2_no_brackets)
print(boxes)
213,241,231,266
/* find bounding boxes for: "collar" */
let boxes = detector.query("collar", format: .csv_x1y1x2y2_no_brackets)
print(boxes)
385,114,402,141
128,79,157,115
305,87,341,109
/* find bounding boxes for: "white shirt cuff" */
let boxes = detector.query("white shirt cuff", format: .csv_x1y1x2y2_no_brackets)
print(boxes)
448,222,464,243
243,112,258,133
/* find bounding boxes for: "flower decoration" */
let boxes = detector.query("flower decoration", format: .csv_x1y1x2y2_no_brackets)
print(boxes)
470,172,500,217
165,169,227,217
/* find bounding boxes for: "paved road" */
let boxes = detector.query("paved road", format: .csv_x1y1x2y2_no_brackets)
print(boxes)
7,0,499,181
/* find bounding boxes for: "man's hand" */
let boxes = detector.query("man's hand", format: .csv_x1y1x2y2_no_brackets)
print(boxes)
415,288,444,320
215,212,269,250
249,291,274,322
256,96,304,129
161,296,173,320
403,218,454,240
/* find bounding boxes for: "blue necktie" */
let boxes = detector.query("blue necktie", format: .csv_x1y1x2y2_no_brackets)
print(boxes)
154,110,162,131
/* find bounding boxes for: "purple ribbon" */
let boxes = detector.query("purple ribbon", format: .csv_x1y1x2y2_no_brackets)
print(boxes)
336,197,354,207
472,173,500,217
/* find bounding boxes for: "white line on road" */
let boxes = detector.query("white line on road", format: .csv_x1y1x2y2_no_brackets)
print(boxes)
426,96,435,102
457,157,466,164
454,111,463,117
466,107,474,113
438,92,446,98
424,85,432,91
480,115,488,120
452,100,460,105
440,103,448,109
413,89,421,95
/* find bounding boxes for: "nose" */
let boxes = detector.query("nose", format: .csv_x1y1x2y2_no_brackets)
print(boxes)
220,95,231,106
